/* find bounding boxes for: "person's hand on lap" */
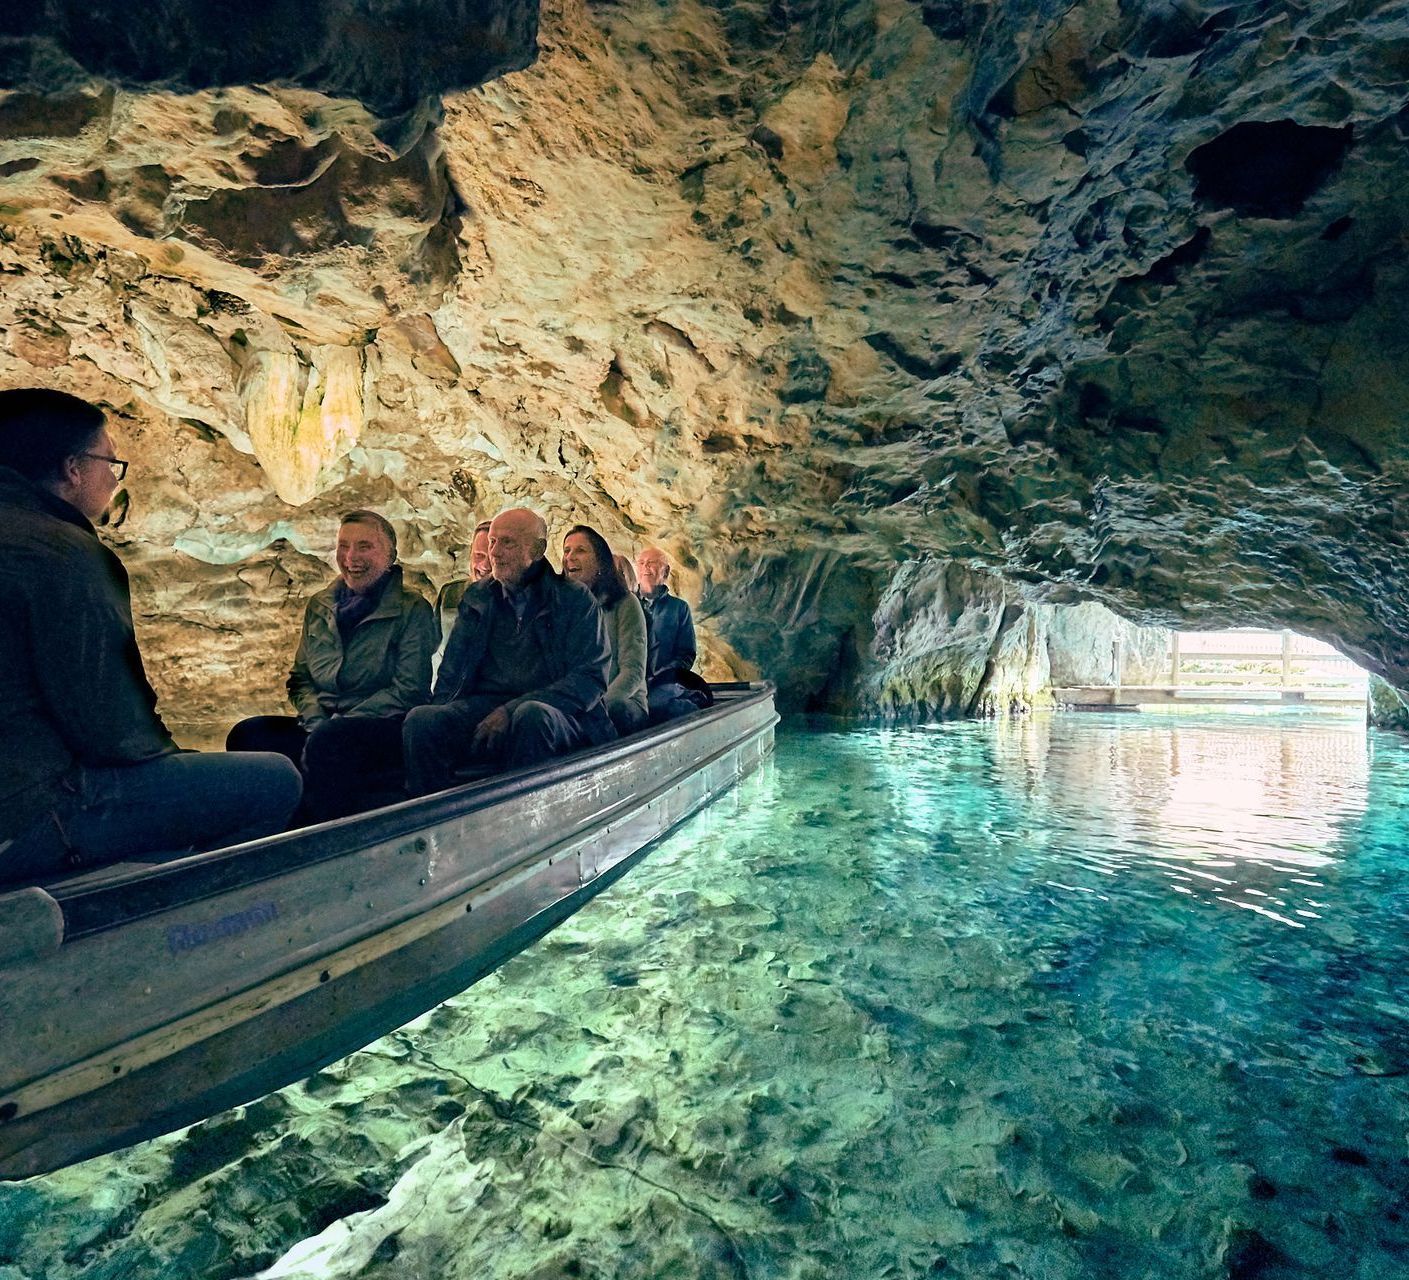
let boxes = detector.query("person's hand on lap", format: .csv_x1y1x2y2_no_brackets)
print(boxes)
472,705,510,752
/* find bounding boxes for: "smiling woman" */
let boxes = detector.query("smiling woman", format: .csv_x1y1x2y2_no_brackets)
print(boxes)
225,509,438,823
564,524,648,734
335,510,398,594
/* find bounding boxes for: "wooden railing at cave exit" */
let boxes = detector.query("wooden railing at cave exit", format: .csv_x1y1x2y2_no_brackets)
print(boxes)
1056,629,1369,709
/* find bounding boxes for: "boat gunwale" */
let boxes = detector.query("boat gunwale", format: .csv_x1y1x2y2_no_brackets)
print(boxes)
2,713,776,1112
48,683,777,941
0,685,779,1179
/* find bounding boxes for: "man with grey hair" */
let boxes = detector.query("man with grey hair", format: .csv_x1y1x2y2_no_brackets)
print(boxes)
404,507,612,793
636,544,704,722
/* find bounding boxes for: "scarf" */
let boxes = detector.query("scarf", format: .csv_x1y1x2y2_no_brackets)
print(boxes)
334,569,393,640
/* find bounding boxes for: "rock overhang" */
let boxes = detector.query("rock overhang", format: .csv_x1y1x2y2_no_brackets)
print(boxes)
0,0,540,115
1,0,1408,719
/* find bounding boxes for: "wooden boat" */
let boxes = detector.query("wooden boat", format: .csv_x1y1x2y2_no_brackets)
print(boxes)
0,682,777,1180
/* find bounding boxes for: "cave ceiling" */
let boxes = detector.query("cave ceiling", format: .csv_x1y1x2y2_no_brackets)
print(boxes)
2,0,1409,716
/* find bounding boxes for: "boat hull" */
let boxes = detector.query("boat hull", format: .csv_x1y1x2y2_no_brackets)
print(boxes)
0,685,776,1179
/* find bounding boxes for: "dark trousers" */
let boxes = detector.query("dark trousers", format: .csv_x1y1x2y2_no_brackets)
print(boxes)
402,696,586,796
227,714,408,822
647,682,704,725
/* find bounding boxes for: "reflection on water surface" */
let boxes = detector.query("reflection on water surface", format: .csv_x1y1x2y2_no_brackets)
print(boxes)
4,712,1407,1280
964,713,1367,925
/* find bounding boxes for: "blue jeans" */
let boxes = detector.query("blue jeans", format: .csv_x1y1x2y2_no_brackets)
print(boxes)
0,751,302,887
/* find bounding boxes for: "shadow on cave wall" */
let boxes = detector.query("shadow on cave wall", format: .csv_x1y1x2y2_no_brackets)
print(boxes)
0,0,540,114
702,549,882,715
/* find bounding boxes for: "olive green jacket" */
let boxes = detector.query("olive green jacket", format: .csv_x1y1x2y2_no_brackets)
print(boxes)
287,567,437,724
604,592,648,721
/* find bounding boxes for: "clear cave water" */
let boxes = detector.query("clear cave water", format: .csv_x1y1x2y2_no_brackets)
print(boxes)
4,711,1409,1280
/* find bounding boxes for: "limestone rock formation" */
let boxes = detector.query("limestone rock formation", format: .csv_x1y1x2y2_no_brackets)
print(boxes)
1045,601,1170,689
1367,675,1409,733
0,1,538,114
1,0,1406,722
703,553,1171,718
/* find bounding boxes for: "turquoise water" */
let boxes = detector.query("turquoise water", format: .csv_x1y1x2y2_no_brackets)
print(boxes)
4,713,1408,1279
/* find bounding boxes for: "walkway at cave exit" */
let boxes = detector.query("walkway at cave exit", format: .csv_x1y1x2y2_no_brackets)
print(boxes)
1057,629,1369,710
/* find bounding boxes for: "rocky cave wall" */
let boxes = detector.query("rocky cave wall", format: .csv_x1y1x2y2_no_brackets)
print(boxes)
701,552,1169,716
1,0,1406,726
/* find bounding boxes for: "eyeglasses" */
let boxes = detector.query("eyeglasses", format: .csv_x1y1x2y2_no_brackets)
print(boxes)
80,453,129,481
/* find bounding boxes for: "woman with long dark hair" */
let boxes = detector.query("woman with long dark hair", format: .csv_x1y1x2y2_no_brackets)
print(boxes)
562,524,648,733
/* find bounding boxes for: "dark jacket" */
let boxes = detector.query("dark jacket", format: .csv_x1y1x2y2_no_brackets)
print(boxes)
435,561,613,740
0,467,177,842
288,566,437,724
639,585,697,683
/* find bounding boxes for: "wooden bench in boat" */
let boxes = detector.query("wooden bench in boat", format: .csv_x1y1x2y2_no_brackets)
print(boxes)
0,682,777,1180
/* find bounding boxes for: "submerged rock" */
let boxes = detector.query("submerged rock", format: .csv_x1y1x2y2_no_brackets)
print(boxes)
4,720,1406,1275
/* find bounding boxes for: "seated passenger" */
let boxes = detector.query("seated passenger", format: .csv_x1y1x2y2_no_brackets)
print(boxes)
403,508,612,794
563,525,648,733
432,519,491,678
0,389,301,886
636,544,706,722
227,510,436,822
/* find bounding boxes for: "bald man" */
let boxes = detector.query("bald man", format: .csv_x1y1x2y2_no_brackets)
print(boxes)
403,508,613,793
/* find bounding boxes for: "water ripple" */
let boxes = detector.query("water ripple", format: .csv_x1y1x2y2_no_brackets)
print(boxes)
5,711,1407,1280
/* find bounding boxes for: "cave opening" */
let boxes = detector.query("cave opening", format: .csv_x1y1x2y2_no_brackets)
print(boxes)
1128,627,1369,713
1048,618,1371,718
1185,119,1354,219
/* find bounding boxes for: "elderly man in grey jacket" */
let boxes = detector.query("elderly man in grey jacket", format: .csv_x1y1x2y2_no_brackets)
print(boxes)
403,508,612,794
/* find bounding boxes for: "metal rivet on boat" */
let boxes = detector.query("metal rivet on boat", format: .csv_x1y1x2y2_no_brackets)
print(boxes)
414,838,428,853
111,1065,121,1075
319,970,330,983
419,877,427,886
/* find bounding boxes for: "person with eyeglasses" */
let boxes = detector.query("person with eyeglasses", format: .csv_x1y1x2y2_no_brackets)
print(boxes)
0,388,303,887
